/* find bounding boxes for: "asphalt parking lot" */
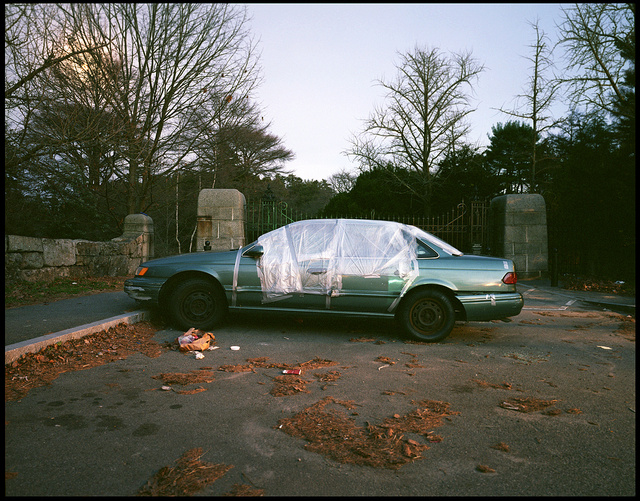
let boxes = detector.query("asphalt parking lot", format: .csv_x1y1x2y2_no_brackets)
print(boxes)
5,285,635,496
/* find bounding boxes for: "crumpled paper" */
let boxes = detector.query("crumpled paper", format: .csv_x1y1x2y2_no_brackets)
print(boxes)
177,328,216,352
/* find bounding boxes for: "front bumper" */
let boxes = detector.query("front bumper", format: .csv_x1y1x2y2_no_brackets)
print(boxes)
457,292,524,321
124,278,164,303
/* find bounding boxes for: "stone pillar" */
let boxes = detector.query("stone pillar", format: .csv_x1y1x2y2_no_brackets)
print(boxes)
113,213,154,261
490,194,548,279
196,189,246,252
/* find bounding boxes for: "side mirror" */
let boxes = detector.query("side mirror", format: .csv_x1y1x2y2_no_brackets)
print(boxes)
243,244,264,259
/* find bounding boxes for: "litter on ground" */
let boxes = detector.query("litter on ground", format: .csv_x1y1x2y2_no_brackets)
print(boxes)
177,328,216,352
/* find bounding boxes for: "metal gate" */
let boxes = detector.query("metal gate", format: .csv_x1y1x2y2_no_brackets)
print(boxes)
246,195,489,254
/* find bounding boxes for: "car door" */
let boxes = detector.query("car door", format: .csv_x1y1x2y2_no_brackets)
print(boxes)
235,221,336,310
329,221,415,313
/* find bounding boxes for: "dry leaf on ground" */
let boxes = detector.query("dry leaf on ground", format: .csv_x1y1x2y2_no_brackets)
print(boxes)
137,447,232,496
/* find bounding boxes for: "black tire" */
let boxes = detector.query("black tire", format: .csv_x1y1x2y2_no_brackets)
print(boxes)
168,278,227,331
399,289,455,342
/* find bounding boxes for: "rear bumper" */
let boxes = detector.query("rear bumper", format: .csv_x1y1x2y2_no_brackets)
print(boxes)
457,292,523,321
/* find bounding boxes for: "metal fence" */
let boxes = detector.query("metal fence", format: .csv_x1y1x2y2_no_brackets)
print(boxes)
246,199,489,254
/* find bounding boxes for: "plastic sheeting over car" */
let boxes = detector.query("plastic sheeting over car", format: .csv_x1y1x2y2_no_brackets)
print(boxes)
255,219,433,302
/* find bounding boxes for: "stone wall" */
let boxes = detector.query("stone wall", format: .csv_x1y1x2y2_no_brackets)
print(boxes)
5,213,154,283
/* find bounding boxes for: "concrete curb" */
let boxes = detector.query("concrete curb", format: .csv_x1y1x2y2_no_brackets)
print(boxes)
519,283,635,316
5,309,151,365
579,299,635,315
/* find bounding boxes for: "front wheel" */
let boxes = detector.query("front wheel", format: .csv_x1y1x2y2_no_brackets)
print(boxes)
398,289,455,342
168,278,228,331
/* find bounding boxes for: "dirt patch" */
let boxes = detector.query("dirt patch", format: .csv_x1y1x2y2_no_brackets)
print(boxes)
5,321,163,401
137,447,233,496
277,396,459,470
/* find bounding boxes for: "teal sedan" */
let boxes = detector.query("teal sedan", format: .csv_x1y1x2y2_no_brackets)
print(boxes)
124,219,523,342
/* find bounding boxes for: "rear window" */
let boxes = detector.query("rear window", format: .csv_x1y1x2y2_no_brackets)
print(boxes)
416,239,438,258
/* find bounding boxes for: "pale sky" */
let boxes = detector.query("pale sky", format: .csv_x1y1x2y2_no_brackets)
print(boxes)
246,3,570,182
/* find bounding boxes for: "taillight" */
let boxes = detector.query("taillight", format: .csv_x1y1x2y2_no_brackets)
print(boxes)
502,272,517,284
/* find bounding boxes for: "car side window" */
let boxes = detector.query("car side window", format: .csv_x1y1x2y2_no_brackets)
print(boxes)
416,239,438,258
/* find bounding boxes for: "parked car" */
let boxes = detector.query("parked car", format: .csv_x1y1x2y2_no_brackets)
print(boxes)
124,219,523,342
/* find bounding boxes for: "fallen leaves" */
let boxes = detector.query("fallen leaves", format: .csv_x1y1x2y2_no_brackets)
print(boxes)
562,275,635,297
490,442,510,453
137,448,232,496
223,484,265,496
472,379,513,390
277,396,458,470
270,375,310,397
499,397,559,413
476,464,496,473
5,322,162,401
217,357,337,373
152,369,216,386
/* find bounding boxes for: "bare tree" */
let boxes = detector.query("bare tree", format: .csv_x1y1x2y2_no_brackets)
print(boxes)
5,4,109,100
497,19,563,192
327,168,357,194
97,3,261,213
7,4,262,215
5,4,112,174
346,46,483,212
556,3,634,117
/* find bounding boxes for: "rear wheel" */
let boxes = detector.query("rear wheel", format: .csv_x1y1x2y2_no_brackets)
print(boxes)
399,289,455,342
168,278,227,330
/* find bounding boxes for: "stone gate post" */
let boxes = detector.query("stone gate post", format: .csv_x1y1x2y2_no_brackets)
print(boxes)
489,194,548,279
115,213,154,261
196,189,246,252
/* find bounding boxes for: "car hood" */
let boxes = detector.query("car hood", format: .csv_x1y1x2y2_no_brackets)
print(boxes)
140,248,239,268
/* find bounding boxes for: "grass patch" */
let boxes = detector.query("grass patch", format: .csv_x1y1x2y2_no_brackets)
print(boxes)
5,276,127,308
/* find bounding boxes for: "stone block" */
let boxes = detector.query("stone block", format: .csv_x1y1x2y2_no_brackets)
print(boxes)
21,252,44,269
513,210,546,226
525,225,548,244
42,239,76,267
6,235,43,253
76,241,101,256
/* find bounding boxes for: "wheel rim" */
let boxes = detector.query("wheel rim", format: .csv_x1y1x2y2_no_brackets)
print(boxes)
181,290,215,323
409,298,445,335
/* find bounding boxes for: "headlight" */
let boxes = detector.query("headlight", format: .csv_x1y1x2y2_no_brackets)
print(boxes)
135,266,149,277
